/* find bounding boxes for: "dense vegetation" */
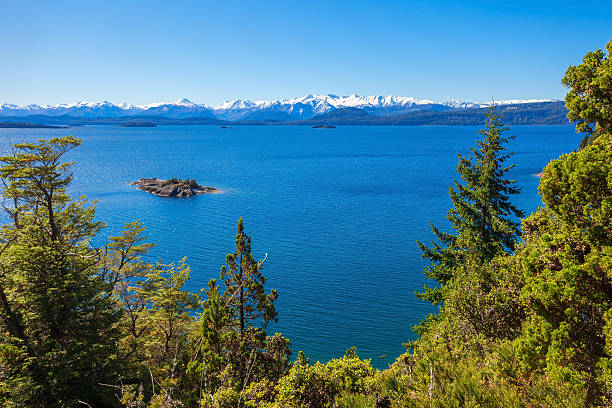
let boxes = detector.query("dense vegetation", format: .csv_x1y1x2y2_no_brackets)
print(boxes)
161,178,200,188
303,101,570,126
0,38,610,408
563,37,612,149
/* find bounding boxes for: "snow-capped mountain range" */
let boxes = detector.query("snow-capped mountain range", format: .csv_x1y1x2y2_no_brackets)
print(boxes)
0,95,556,121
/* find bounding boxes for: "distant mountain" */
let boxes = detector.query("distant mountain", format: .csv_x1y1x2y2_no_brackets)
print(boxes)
303,102,570,126
0,95,566,125
0,95,558,121
0,102,568,127
212,94,443,120
0,98,215,119
212,99,259,120
0,101,135,117
211,94,557,120
137,98,216,118
0,115,224,126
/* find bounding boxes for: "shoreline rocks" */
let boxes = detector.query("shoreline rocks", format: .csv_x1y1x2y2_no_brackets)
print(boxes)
130,178,220,197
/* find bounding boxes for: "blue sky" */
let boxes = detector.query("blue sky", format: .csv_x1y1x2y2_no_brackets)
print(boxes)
1,0,611,105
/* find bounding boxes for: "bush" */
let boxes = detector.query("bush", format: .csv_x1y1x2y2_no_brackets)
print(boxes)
274,350,375,408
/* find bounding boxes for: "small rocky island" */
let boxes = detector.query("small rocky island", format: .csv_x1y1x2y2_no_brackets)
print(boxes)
131,178,220,197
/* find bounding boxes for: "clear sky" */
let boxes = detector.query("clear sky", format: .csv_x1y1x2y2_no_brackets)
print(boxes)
1,0,611,106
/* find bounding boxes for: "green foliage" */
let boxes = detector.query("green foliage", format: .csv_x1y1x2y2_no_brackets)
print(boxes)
407,74,611,405
220,218,278,336
407,349,524,408
538,134,611,246
408,133,611,406
183,219,290,406
0,137,121,406
139,259,201,361
444,254,526,340
562,36,612,148
513,134,611,403
161,178,199,188
110,118,611,407
417,108,523,306
242,378,277,408
0,341,35,408
274,350,374,408
0,138,289,407
334,392,376,408
0,36,610,407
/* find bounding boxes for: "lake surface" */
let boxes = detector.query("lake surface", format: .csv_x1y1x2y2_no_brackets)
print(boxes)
0,124,579,368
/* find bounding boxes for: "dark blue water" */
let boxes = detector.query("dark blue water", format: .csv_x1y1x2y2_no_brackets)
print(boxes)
0,125,578,368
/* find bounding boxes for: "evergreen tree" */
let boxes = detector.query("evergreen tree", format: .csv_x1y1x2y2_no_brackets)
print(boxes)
0,137,120,407
417,108,524,305
220,218,278,337
562,36,612,149
178,219,289,405
514,133,612,404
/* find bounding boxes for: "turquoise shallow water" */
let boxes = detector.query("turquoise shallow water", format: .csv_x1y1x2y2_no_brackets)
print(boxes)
0,124,578,368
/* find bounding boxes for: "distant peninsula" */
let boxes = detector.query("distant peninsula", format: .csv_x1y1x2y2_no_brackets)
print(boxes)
119,121,157,127
130,178,220,197
0,122,68,129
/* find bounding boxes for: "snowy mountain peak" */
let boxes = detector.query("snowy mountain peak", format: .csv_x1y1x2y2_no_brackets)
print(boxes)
214,99,256,110
0,95,559,120
173,98,197,106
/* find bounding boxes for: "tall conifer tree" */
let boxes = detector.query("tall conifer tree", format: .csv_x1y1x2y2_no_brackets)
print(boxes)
417,108,524,305
220,218,278,337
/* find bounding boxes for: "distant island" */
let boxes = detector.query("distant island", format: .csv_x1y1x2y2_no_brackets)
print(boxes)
119,121,157,127
130,177,220,197
0,122,68,129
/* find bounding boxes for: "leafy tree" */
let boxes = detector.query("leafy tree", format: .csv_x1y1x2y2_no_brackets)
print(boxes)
101,221,155,372
0,137,121,407
100,221,205,406
417,108,524,306
138,260,201,378
562,36,612,149
513,134,611,404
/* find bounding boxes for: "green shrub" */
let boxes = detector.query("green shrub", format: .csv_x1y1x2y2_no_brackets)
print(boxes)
274,351,375,408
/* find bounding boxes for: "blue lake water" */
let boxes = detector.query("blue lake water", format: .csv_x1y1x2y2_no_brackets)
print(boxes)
0,124,579,369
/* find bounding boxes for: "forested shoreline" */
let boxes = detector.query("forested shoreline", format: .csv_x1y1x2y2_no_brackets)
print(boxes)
0,38,610,408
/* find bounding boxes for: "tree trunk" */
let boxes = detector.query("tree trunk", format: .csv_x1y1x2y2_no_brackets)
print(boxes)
0,285,26,340
239,254,244,337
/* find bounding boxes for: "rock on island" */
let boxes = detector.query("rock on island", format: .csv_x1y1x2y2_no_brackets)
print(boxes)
130,178,220,197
